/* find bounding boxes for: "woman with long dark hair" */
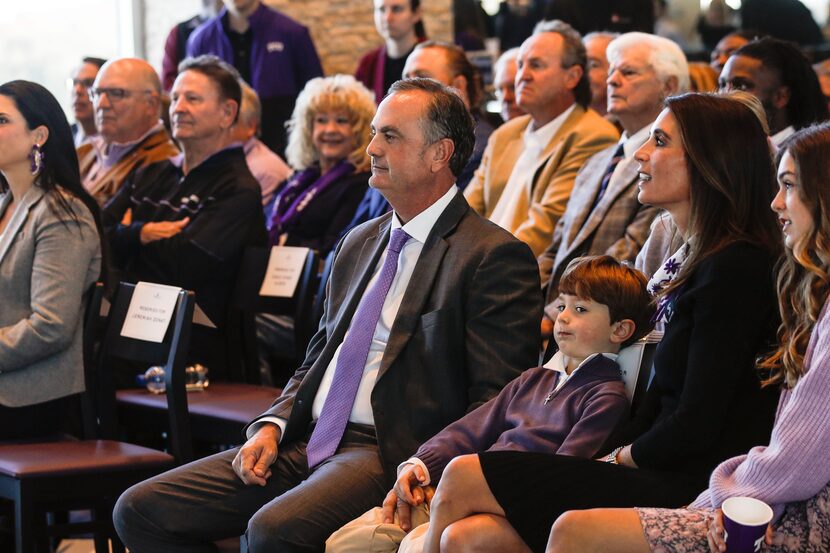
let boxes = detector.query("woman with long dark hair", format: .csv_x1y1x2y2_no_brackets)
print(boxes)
418,93,783,553
545,123,830,553
0,80,105,440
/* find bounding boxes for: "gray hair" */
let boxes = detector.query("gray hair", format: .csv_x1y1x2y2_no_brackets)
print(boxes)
606,32,690,94
388,78,475,177
494,47,521,79
583,31,619,44
531,19,591,107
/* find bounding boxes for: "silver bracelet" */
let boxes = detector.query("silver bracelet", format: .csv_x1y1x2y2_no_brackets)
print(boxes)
605,446,624,464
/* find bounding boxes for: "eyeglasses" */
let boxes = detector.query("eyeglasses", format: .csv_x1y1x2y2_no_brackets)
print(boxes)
87,87,154,102
67,78,96,90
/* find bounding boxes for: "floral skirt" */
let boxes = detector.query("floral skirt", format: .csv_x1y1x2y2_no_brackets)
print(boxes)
635,482,830,552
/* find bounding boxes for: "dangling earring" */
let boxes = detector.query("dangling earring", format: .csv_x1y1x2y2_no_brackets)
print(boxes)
29,143,44,176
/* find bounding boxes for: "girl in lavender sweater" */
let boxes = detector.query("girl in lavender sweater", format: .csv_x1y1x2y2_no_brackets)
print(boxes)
545,123,830,552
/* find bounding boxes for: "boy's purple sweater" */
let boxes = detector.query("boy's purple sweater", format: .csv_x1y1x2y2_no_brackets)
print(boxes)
415,354,629,483
690,300,830,521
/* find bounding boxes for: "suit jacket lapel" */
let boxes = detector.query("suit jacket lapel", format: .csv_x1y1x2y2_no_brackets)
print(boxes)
331,217,390,339
376,194,466,380
0,186,44,267
539,105,584,161
568,157,639,251
566,145,617,244
530,105,585,192
293,216,391,405
489,127,527,212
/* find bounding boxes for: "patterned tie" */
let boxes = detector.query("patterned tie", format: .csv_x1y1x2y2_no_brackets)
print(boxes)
591,143,625,211
305,228,411,468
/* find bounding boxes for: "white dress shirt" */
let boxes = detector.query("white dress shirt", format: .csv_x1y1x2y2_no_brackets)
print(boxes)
251,185,459,440
489,104,576,233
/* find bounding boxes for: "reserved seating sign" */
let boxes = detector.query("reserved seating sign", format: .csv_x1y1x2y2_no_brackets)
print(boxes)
260,246,309,298
120,282,182,342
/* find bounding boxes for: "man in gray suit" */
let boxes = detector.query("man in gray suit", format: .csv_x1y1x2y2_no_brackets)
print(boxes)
538,32,689,334
114,78,542,552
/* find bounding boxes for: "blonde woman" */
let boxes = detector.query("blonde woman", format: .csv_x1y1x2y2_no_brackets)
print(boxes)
267,75,376,255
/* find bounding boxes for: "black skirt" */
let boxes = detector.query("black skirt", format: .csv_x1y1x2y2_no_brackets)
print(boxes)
479,450,706,553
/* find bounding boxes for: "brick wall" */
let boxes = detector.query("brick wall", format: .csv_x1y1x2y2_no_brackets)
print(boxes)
142,0,452,77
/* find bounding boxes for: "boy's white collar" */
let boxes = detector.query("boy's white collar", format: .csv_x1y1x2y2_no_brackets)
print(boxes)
543,351,618,375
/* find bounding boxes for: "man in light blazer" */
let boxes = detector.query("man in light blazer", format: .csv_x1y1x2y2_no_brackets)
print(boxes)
538,32,690,320
114,78,542,552
464,19,619,258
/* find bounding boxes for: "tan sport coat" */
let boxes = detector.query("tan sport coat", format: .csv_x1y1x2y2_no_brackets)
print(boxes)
464,105,619,257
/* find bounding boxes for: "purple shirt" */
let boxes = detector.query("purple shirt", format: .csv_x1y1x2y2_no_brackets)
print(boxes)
186,3,323,99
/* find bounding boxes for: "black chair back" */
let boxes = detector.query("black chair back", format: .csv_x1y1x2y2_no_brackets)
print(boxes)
80,282,105,439
227,246,318,383
99,282,195,461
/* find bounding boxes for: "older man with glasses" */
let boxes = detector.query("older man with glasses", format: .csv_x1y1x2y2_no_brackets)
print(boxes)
78,57,179,205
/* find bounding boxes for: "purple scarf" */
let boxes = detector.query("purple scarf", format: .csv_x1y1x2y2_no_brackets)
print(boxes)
268,160,354,245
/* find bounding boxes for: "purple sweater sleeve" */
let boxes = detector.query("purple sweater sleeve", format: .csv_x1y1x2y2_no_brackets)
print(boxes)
414,372,527,482
556,387,629,458
690,300,830,520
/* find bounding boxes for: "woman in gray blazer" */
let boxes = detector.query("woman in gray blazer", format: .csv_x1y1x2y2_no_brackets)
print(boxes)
0,80,104,440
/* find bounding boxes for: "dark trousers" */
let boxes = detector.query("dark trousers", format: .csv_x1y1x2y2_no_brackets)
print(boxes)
113,425,387,553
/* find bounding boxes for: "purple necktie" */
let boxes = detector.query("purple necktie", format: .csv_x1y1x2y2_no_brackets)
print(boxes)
305,228,411,468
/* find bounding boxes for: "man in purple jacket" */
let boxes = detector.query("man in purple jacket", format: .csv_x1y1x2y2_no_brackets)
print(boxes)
326,255,654,552
187,0,323,155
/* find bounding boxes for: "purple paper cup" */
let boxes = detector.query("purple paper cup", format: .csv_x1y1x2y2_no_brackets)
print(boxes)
722,496,774,553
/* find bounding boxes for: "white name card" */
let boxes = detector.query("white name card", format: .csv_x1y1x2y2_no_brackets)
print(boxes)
259,246,309,298
120,282,182,343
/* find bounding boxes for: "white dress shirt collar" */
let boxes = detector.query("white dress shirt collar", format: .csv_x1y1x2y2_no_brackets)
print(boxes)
524,103,577,154
544,350,619,392
390,184,459,244
621,125,650,159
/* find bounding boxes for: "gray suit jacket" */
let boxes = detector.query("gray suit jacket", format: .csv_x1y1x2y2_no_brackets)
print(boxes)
538,143,662,304
0,187,101,407
250,192,543,481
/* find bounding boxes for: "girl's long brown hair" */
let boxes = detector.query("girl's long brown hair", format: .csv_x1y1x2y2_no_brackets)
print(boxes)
760,123,830,388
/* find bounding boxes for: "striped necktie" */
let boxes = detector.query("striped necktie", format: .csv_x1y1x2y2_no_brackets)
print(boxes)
591,142,626,211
